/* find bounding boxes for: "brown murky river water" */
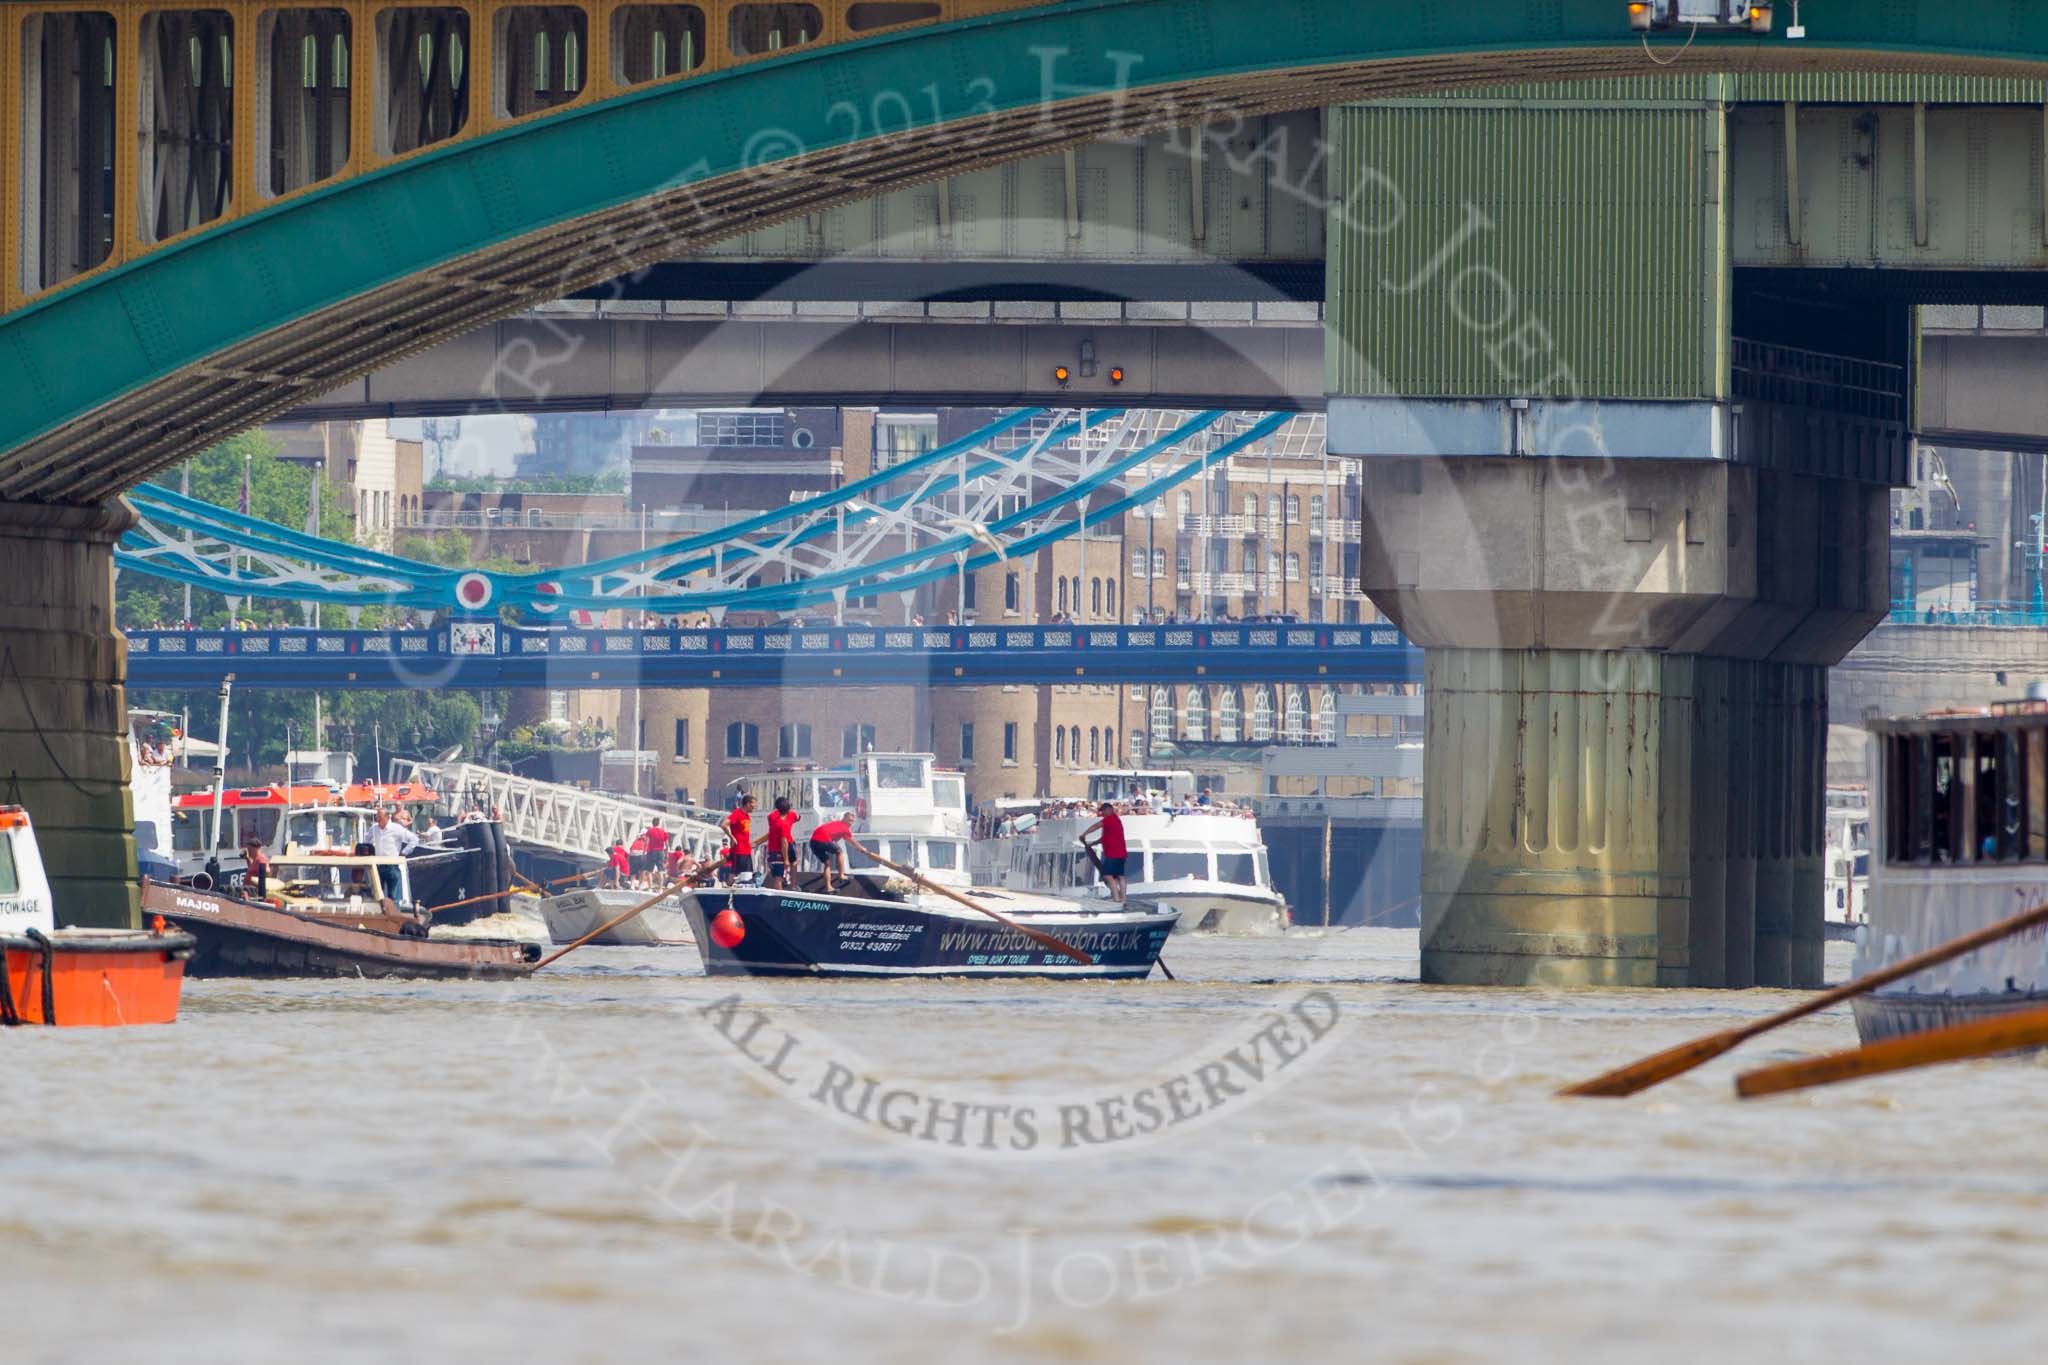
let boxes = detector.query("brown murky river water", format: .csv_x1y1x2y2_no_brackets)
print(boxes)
6,929,2048,1363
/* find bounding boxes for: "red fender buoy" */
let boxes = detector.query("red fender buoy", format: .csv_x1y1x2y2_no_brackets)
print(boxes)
710,908,746,949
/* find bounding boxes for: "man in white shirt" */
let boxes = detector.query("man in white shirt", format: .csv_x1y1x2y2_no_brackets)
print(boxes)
370,808,419,860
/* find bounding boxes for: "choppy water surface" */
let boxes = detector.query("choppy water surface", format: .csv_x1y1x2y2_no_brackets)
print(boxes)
7,929,2048,1364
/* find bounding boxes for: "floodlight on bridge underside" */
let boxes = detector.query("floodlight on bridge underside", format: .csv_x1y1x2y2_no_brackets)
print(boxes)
1632,1,1772,32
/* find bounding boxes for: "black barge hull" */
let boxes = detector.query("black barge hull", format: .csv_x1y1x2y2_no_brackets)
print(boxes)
680,886,1174,979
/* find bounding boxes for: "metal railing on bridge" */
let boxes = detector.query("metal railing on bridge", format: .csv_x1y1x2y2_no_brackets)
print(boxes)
388,760,722,865
1730,340,1908,424
124,621,1422,690
1889,600,2048,627
403,508,747,534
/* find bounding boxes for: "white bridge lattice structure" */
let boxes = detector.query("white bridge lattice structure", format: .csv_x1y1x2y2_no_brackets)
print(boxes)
390,759,723,864
115,408,1328,618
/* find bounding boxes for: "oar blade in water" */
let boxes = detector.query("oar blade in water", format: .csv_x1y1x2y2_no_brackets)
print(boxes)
1556,1033,1744,1098
1735,1004,2048,1099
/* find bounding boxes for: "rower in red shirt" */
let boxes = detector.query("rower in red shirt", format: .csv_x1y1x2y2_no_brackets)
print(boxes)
606,840,630,888
1080,802,1128,904
764,796,800,889
724,794,757,884
809,817,853,893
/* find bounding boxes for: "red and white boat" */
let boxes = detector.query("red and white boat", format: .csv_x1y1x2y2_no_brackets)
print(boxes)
0,806,192,1027
167,779,442,883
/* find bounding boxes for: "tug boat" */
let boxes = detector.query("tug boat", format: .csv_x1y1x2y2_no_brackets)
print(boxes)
1853,696,2048,1042
0,806,193,1027
677,754,1174,978
143,826,541,979
970,770,1288,935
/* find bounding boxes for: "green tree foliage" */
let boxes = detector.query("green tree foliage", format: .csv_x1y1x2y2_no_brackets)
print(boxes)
117,430,354,632
122,431,499,779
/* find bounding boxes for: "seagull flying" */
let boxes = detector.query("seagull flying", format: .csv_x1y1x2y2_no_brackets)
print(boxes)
931,511,1010,561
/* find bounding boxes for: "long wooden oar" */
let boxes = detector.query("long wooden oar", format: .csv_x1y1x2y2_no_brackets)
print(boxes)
849,837,1093,965
531,880,686,969
1559,898,2048,1098
1736,1004,2048,1099
421,885,519,917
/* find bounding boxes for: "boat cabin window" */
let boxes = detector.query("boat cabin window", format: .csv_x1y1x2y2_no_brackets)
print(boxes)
1150,850,1209,882
1886,726,2048,865
241,808,282,847
0,836,16,895
869,757,927,791
925,839,961,870
1087,774,1134,803
848,839,913,870
277,860,385,901
1214,851,1259,887
932,775,965,812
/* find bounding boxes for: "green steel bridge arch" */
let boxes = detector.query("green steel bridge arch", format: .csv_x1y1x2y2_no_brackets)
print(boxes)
6,0,2048,504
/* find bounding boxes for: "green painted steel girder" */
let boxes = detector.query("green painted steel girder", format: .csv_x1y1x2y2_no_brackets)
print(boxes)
8,0,2048,501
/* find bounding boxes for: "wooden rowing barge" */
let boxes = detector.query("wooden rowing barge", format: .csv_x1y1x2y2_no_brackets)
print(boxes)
143,880,539,980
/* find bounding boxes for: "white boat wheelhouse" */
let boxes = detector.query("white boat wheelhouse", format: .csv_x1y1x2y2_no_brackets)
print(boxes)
730,753,972,889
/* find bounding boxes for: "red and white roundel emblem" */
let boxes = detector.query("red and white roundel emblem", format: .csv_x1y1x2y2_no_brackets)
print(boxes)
530,581,562,614
454,573,494,611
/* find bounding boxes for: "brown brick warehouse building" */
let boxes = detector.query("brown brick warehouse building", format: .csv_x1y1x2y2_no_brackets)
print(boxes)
400,406,1422,924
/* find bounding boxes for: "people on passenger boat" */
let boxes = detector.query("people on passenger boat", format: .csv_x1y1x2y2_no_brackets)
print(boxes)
810,818,853,893
1080,803,1128,904
605,839,631,888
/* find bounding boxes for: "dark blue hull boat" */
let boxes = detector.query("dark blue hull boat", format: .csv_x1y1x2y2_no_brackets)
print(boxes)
678,880,1175,980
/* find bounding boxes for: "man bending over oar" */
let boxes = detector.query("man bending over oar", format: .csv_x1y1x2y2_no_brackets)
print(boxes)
1079,802,1128,904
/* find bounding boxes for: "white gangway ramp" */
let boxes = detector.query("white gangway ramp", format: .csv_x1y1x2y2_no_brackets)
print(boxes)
390,761,723,864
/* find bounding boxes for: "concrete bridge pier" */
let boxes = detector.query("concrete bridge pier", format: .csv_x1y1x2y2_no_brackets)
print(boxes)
1357,458,1883,989
0,501,139,928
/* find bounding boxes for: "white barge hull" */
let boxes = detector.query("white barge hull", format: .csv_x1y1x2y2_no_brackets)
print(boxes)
540,888,695,945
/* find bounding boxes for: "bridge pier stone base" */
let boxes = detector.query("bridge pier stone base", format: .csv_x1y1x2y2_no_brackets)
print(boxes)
0,500,138,928
1420,649,1826,988
1358,457,1884,988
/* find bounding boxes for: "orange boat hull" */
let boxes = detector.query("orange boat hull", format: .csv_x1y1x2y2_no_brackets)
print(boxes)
1,933,192,1027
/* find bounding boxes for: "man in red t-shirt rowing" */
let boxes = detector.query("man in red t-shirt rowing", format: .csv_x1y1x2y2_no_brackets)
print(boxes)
809,817,853,894
764,796,800,889
723,794,757,885
1080,802,1128,904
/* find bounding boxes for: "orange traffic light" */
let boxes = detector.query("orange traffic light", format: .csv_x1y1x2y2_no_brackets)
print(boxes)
1108,367,1126,385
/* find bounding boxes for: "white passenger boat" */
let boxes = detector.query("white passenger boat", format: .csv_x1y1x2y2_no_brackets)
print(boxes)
1824,786,1871,942
1853,697,2048,1042
968,769,1288,935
